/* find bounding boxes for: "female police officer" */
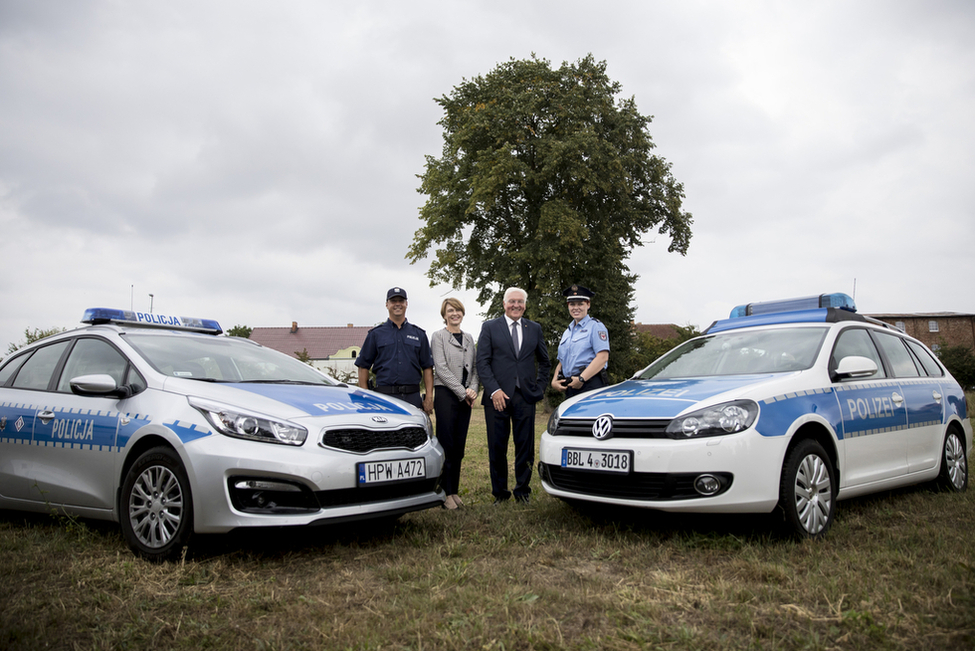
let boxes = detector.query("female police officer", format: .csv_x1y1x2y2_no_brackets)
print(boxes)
550,284,610,398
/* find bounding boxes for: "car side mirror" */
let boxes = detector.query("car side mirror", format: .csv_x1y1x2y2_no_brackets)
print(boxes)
69,374,133,399
833,356,878,380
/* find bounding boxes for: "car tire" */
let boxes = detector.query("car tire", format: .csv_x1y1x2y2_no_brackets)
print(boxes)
120,447,193,561
937,429,968,492
779,439,836,539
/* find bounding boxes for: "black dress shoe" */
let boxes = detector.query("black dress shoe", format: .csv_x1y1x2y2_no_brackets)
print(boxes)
514,494,530,504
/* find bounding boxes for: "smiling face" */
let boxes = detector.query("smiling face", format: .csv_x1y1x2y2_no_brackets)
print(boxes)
504,291,526,320
444,303,464,327
386,297,407,322
568,299,590,323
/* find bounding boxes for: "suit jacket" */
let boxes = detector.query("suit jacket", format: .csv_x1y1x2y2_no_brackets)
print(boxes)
476,316,551,404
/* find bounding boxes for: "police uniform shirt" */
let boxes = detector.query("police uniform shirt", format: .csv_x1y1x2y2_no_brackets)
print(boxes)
355,319,434,386
558,314,610,376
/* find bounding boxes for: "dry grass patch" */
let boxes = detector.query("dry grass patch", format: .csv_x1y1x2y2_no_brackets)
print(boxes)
2,408,973,650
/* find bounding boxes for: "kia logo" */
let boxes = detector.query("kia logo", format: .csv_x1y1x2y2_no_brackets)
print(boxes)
372,416,388,423
592,414,614,440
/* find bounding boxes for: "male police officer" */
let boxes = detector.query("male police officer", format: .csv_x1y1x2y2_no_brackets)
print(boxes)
550,284,610,398
356,287,434,413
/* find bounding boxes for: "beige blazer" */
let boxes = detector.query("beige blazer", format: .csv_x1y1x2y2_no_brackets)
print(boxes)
431,328,479,400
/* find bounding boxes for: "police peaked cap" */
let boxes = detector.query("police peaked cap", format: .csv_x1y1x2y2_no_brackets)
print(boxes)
563,284,594,301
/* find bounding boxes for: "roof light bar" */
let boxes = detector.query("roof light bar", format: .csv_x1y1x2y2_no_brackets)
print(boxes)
82,308,223,334
730,293,856,319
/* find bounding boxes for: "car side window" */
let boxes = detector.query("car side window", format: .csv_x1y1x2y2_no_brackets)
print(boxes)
905,340,943,377
0,353,30,387
830,328,886,379
125,366,148,393
873,331,920,378
56,338,130,393
10,340,72,390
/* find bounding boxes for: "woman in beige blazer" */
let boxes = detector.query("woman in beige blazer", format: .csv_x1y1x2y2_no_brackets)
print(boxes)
431,298,479,509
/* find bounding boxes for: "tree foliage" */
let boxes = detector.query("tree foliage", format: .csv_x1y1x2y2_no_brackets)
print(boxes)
409,55,693,379
227,325,252,338
6,326,67,355
937,341,975,391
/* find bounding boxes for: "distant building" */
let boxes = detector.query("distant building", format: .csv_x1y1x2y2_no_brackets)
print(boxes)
633,323,683,340
248,322,372,377
866,312,975,353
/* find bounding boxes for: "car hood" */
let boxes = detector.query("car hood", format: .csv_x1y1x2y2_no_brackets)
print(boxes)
164,379,416,418
560,375,782,419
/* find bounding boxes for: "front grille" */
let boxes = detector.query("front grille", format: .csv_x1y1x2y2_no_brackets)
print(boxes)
228,476,441,514
321,426,428,453
552,418,671,438
315,478,440,507
539,463,732,501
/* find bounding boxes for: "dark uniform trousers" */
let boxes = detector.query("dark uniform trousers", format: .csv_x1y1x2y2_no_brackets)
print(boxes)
484,388,535,500
564,373,607,399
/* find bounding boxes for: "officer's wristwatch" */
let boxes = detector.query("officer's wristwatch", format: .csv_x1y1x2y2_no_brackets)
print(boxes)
577,374,585,383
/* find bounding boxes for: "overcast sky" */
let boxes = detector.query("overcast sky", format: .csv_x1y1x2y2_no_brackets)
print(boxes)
2,0,973,354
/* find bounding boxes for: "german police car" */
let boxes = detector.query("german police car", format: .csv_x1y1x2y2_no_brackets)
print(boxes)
0,309,445,559
538,294,971,538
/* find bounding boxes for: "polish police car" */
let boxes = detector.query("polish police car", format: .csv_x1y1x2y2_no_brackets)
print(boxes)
0,309,445,559
538,294,971,538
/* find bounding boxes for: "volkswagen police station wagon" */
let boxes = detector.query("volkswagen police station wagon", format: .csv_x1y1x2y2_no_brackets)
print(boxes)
0,308,445,559
538,294,971,538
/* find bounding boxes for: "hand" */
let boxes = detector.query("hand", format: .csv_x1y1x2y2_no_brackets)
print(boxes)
551,377,567,392
422,395,434,414
491,390,509,411
569,376,584,389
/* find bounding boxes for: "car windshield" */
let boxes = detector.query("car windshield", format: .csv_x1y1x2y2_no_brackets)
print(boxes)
124,334,338,385
637,326,829,379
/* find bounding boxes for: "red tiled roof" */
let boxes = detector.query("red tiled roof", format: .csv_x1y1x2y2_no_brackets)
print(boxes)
249,325,372,360
633,323,682,339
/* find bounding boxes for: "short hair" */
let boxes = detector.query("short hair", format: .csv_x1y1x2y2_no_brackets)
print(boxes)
503,287,528,303
440,297,466,323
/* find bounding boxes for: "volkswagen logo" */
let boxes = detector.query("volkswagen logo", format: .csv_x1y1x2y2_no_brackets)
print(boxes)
592,414,614,440
371,416,388,423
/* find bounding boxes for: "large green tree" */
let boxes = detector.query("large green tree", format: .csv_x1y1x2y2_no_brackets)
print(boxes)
409,55,693,381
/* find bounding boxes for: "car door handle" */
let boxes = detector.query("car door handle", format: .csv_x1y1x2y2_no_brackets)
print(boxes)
37,410,55,424
932,390,942,403
891,392,903,407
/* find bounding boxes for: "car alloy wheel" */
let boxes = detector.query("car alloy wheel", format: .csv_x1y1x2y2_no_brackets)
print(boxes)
120,447,193,560
939,430,968,492
779,439,835,539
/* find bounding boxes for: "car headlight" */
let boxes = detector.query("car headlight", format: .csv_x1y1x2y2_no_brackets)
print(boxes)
547,408,560,434
666,400,758,438
189,397,308,446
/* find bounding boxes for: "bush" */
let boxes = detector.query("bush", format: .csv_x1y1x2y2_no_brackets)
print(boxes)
937,342,975,391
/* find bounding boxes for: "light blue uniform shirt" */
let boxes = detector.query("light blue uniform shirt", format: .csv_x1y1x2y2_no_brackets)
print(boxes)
557,315,609,376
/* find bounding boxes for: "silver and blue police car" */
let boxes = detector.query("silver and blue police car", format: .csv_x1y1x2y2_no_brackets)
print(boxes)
538,294,971,538
0,308,445,559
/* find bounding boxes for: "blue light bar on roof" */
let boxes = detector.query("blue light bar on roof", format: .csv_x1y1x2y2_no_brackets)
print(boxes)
82,308,223,334
730,293,856,319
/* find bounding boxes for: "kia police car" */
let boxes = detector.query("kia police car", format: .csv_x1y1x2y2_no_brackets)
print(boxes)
538,294,971,538
0,309,445,559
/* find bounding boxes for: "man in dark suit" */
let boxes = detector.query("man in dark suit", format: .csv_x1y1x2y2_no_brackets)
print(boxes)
476,287,551,504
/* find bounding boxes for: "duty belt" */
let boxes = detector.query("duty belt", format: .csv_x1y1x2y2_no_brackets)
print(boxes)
375,384,421,395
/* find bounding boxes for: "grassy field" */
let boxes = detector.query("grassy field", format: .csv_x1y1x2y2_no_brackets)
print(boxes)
2,404,974,650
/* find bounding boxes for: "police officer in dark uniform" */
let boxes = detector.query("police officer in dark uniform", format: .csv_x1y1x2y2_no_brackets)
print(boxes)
550,284,610,398
356,287,434,413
